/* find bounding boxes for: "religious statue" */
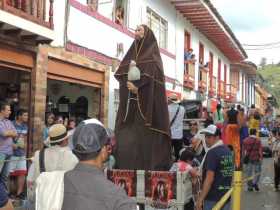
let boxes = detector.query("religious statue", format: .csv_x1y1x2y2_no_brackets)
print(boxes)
114,25,172,171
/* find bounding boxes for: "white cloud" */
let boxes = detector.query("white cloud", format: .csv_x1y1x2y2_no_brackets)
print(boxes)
212,0,280,64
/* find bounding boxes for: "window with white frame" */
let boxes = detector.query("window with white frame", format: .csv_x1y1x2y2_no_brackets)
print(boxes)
146,8,168,49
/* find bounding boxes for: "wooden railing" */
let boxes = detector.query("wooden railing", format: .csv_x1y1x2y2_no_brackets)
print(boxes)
208,76,216,97
231,85,237,101
184,74,195,89
225,84,237,102
218,80,225,98
1,0,54,28
184,61,195,89
212,76,217,92
198,66,207,92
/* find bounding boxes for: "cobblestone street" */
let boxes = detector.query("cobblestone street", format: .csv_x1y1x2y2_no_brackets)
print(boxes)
242,158,280,210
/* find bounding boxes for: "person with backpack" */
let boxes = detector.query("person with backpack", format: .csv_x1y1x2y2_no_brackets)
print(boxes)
242,128,263,191
27,124,78,208
168,94,185,161
35,119,137,210
272,128,280,191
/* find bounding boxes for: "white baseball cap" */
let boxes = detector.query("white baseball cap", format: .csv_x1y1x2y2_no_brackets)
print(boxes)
201,125,219,136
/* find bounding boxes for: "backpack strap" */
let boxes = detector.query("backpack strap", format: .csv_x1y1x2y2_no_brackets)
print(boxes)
39,148,46,173
170,105,180,127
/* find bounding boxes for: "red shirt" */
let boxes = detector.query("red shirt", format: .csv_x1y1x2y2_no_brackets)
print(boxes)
243,136,263,161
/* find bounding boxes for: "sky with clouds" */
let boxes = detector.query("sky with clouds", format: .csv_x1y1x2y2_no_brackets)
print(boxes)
211,0,280,65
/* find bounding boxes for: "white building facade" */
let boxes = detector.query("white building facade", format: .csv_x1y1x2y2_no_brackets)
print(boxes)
50,0,247,129
231,62,257,110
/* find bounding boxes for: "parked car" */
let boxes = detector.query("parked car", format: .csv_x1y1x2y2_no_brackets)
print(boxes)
260,129,272,157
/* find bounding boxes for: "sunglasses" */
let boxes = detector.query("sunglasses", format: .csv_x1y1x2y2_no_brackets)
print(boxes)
190,123,197,126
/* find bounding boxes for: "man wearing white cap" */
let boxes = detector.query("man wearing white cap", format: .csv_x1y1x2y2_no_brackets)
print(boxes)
196,125,234,210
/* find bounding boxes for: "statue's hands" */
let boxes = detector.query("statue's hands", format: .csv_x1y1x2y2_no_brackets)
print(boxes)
127,81,138,94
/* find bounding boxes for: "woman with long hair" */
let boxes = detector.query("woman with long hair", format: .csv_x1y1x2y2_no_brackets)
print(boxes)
214,104,224,129
225,105,241,169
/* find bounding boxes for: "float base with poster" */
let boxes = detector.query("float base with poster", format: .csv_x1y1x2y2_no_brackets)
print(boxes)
145,171,177,209
107,170,193,210
107,169,137,197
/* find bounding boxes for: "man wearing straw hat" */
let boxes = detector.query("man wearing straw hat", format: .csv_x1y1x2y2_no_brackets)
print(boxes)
168,93,185,161
27,124,78,208
28,124,78,182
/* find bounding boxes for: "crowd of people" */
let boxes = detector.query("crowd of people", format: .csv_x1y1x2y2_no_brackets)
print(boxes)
1,94,278,210
168,95,234,210
1,23,279,210
0,100,93,209
167,94,280,209
0,98,129,210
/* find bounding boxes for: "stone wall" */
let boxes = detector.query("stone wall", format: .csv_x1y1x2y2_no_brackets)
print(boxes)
30,45,48,152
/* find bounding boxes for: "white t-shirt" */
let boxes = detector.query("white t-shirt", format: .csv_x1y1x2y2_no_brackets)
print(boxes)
168,103,185,139
272,139,280,163
28,145,78,183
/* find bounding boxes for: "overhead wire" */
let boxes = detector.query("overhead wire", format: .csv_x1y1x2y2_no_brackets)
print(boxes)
242,41,280,47
242,40,280,50
244,45,280,50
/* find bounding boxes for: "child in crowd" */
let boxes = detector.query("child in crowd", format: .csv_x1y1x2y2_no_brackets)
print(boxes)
170,148,199,178
170,148,200,210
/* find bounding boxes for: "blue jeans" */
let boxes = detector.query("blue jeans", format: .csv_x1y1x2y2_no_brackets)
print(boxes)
0,154,11,184
244,160,262,186
204,200,230,210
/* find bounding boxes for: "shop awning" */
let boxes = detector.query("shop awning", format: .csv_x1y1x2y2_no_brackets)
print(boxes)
0,44,34,72
171,0,247,62
47,58,105,88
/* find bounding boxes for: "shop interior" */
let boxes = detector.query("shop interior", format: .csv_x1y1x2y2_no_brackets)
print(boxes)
46,79,101,121
0,67,31,121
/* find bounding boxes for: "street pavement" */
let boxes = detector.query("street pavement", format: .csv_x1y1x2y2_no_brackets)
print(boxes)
242,158,280,210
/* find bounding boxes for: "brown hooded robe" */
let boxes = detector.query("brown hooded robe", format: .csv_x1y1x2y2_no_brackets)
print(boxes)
114,25,171,171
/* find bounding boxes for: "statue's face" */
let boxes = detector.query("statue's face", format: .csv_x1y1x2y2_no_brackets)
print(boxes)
135,25,145,40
